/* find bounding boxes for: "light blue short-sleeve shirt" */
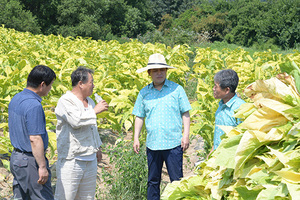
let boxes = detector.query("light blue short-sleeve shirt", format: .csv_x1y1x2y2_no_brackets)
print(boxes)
214,94,245,149
132,79,191,150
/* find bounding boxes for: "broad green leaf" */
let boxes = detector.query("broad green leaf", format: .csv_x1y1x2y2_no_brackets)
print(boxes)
284,106,300,120
256,184,289,200
217,125,234,135
234,103,256,119
1,159,10,172
268,147,289,166
214,134,242,168
234,131,266,178
254,98,294,121
242,159,263,178
241,106,288,133
235,185,262,200
244,78,299,106
287,121,300,136
247,168,273,185
0,145,9,154
252,122,292,142
0,123,8,129
274,170,300,184
285,182,300,200
279,61,300,94
285,150,300,168
161,175,209,200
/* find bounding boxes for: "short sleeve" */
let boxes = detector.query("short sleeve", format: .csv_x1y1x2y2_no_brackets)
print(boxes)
132,92,146,118
26,105,47,135
178,86,191,113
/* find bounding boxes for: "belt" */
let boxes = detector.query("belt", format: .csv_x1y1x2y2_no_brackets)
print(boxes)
14,148,33,155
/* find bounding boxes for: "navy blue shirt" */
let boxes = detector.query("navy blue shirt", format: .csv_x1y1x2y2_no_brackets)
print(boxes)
8,88,48,152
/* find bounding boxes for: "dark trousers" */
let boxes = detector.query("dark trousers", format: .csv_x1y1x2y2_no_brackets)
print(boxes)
10,150,53,200
146,145,183,200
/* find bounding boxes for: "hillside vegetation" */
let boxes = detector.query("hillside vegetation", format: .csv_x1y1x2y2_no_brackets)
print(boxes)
0,27,299,199
0,0,299,50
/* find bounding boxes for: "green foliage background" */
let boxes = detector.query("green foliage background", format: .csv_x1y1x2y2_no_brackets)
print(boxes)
0,26,191,163
0,0,299,50
0,24,299,159
0,25,299,199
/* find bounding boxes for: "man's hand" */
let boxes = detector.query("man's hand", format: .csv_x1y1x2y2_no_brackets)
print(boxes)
96,149,102,162
181,111,190,151
133,139,140,154
37,167,49,185
133,116,144,154
94,100,109,114
30,135,48,185
181,135,189,151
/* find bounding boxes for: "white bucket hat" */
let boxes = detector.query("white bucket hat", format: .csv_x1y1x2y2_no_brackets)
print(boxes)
136,53,176,73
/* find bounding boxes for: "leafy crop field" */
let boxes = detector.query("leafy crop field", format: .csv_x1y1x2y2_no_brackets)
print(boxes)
163,73,300,199
0,27,300,199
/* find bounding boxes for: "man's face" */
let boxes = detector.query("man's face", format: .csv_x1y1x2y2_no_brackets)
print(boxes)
81,73,94,97
148,68,167,85
213,81,229,99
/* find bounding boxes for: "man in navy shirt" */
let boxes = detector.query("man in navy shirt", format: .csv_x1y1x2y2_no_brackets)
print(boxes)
9,65,56,200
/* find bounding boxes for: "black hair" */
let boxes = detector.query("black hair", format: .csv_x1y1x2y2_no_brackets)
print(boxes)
214,69,239,93
27,65,56,88
71,66,94,87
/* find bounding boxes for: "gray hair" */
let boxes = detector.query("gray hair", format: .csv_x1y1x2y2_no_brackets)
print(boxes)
214,69,239,93
71,66,94,87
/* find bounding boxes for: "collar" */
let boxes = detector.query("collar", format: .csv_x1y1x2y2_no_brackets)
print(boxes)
149,79,170,89
23,88,42,102
66,91,92,106
219,94,238,108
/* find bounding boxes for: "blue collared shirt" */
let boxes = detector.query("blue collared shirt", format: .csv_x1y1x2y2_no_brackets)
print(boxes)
8,88,48,152
132,79,191,150
214,94,245,149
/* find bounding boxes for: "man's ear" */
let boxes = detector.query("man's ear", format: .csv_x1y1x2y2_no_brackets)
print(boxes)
40,81,46,88
36,81,45,93
78,80,84,88
225,87,231,94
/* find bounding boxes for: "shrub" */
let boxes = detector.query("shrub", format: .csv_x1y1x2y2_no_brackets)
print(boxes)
98,138,148,200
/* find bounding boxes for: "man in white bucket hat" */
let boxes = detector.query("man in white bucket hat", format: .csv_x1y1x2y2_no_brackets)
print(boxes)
132,53,191,200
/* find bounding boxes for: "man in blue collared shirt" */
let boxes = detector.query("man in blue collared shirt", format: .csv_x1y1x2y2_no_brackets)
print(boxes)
208,69,245,157
132,53,191,200
9,65,56,200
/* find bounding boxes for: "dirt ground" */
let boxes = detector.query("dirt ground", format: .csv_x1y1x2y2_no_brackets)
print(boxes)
96,130,204,196
0,129,204,199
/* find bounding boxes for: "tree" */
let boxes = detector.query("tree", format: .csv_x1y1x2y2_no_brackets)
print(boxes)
225,0,300,49
150,0,201,26
20,0,59,34
168,2,229,42
0,0,41,34
258,0,300,49
56,0,111,39
225,0,268,47
121,7,155,38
